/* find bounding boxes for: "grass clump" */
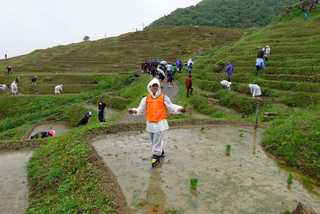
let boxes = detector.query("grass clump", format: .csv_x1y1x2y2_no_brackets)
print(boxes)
263,107,320,180
225,144,231,156
215,90,257,115
27,126,116,213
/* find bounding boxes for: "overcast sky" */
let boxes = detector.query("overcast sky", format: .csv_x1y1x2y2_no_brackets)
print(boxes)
0,0,201,58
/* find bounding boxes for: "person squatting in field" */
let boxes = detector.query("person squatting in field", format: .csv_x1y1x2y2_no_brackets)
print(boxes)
30,129,56,139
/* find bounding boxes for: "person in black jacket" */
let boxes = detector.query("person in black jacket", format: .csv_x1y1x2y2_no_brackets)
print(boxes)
77,111,92,126
98,101,106,122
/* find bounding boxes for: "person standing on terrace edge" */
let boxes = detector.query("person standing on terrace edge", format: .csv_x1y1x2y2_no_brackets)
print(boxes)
128,78,185,168
225,61,234,82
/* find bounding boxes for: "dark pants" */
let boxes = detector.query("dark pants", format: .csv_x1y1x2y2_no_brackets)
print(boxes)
227,76,232,82
98,110,105,122
187,87,193,97
256,66,262,75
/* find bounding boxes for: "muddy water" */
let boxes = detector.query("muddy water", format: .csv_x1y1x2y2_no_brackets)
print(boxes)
92,126,320,214
0,151,32,214
27,123,70,139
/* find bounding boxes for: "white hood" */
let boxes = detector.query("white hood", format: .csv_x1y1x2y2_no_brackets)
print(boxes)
147,78,161,98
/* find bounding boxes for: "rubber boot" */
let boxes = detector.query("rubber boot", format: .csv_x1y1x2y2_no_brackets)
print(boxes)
151,155,161,168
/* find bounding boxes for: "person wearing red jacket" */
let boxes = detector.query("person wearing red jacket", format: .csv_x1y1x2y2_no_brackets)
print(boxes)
185,75,193,97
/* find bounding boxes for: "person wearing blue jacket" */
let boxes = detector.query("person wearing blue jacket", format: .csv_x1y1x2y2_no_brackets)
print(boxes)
256,57,265,75
225,62,234,82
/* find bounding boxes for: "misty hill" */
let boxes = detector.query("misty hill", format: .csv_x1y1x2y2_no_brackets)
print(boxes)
149,0,297,28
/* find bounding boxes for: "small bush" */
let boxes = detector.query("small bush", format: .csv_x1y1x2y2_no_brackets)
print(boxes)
263,108,320,180
280,93,320,107
189,95,224,117
194,80,221,92
215,90,257,115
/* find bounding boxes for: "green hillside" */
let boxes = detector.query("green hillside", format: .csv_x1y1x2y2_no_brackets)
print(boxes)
1,4,319,213
0,26,241,75
0,26,242,139
150,0,297,28
191,6,320,180
0,26,241,95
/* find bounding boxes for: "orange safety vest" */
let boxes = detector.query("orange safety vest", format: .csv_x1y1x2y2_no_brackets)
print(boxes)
146,94,167,122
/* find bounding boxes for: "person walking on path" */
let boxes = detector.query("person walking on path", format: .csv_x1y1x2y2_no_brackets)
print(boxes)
166,64,173,88
128,78,185,168
225,62,234,82
187,58,193,74
185,75,193,97
98,101,107,122
176,59,182,72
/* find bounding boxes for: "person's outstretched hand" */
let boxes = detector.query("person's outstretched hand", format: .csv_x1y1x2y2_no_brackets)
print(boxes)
128,109,137,114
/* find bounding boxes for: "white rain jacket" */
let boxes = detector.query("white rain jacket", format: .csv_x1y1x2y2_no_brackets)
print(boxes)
220,80,232,89
248,84,262,97
10,81,18,95
131,78,183,133
54,84,63,95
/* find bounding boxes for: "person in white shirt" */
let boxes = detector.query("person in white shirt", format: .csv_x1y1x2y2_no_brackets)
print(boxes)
187,58,193,74
54,84,64,95
220,80,232,90
248,84,262,97
262,45,271,61
10,81,18,96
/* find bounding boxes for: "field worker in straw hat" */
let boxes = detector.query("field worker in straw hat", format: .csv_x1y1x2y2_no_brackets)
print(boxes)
128,78,185,168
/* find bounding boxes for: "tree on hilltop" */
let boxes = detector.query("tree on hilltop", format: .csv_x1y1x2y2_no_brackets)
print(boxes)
83,35,90,42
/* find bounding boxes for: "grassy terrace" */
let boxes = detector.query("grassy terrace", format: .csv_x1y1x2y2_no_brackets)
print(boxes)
192,6,320,180
0,26,242,74
0,5,319,212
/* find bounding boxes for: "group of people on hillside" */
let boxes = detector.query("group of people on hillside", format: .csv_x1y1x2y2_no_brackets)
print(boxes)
31,100,107,140
256,45,271,75
142,58,195,97
219,45,270,96
0,72,65,96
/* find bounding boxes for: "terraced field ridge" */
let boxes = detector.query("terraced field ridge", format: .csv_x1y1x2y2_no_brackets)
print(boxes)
194,7,320,113
0,26,241,96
